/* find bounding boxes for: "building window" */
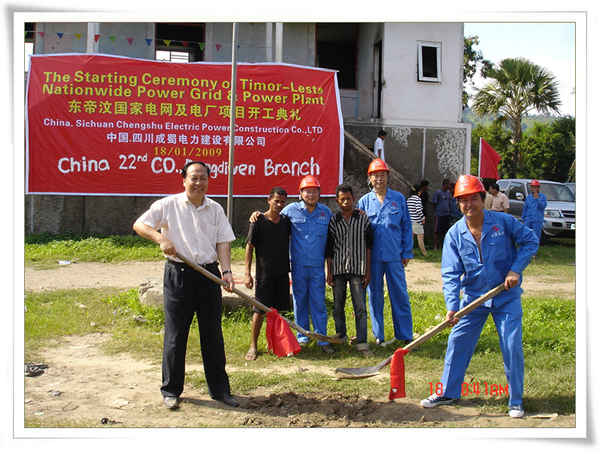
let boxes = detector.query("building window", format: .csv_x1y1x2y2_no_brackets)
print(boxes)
316,23,358,89
155,23,205,62
417,41,441,83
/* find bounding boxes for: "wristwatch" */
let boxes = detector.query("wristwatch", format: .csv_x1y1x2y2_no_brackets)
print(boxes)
222,270,232,275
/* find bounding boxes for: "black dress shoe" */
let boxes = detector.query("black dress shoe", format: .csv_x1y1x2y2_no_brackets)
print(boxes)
163,396,180,409
215,393,239,407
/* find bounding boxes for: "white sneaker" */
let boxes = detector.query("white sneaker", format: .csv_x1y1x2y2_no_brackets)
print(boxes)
509,405,524,418
420,394,455,408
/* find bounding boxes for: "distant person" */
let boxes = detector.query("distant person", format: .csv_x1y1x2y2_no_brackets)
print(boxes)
521,179,547,245
374,130,387,161
420,175,538,419
244,187,291,361
133,161,239,409
357,159,414,346
418,180,430,218
407,184,427,257
325,184,374,357
488,183,510,213
432,179,452,250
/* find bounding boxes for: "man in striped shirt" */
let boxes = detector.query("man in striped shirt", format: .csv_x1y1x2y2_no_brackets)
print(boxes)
325,184,374,357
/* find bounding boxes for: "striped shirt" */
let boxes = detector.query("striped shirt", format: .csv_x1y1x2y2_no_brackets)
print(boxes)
407,194,425,223
325,210,374,276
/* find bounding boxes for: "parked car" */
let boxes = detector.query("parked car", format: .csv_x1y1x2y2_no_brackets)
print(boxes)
565,182,576,197
497,179,575,244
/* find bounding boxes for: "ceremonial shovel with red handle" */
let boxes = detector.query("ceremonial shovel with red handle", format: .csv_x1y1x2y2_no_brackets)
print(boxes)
334,283,506,383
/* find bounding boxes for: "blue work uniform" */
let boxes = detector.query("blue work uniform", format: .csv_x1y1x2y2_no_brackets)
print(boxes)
282,201,333,345
439,210,538,407
357,188,414,341
521,193,547,242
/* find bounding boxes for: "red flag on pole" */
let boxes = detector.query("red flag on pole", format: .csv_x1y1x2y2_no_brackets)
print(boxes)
479,138,501,179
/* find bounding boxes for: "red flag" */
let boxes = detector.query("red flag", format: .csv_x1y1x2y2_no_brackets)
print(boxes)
388,348,410,399
265,309,301,358
479,138,501,179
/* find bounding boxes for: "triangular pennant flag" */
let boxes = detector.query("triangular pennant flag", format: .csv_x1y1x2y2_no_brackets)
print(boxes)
126,37,134,45
38,32,45,38
182,41,189,47
109,36,116,43
388,348,410,399
95,34,100,42
75,33,82,40
25,31,29,37
163,39,171,46
145,38,152,46
56,32,63,39
215,44,222,51
199,43,205,51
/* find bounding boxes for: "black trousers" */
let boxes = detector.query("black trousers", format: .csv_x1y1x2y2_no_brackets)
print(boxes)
160,260,231,399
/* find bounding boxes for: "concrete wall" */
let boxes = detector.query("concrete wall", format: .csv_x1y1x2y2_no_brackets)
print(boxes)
381,23,464,123
344,119,471,191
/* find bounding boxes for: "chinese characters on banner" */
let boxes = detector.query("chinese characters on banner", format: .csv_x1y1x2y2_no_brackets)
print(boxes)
26,54,344,196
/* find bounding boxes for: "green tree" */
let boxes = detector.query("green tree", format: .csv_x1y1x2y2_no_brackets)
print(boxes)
472,57,562,164
463,36,492,109
519,116,575,181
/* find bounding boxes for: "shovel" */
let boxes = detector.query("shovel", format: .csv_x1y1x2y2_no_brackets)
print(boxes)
335,283,506,379
176,253,343,345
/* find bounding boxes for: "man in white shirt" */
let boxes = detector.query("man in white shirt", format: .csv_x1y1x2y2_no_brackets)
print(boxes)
133,161,239,409
487,183,510,213
374,130,387,161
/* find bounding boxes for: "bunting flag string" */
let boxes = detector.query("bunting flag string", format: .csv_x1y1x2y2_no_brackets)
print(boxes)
25,30,268,52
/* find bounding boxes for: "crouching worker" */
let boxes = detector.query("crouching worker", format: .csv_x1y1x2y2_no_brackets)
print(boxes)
420,175,538,418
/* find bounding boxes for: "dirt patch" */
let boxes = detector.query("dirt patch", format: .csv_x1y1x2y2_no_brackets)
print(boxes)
23,261,576,429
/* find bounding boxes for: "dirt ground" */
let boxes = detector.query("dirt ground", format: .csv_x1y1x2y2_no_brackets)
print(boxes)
23,260,576,430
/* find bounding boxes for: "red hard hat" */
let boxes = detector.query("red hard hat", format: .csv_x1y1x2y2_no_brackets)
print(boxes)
299,175,321,190
530,179,540,186
454,175,486,198
368,158,390,175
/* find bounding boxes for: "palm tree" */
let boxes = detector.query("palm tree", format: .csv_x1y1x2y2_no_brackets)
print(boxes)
472,57,561,163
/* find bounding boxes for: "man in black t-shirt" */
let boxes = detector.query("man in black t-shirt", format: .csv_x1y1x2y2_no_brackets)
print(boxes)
244,187,292,360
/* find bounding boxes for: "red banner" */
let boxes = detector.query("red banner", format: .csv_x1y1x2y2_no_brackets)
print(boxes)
26,54,343,196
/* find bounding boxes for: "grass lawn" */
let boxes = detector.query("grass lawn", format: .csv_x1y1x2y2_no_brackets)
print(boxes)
24,233,576,418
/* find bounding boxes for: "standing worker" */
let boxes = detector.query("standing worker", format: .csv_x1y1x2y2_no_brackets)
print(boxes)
432,179,453,250
251,175,334,353
325,184,374,357
357,159,414,346
420,175,538,418
407,184,427,257
374,130,387,161
244,187,292,361
521,179,547,245
133,161,239,409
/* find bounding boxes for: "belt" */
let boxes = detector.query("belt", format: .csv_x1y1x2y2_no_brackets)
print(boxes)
168,259,219,271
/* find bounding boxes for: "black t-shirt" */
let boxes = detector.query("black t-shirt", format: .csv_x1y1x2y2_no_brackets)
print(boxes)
247,214,291,279
420,191,429,217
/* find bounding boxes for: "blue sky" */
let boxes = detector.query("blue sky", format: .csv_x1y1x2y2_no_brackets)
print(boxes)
463,22,576,117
